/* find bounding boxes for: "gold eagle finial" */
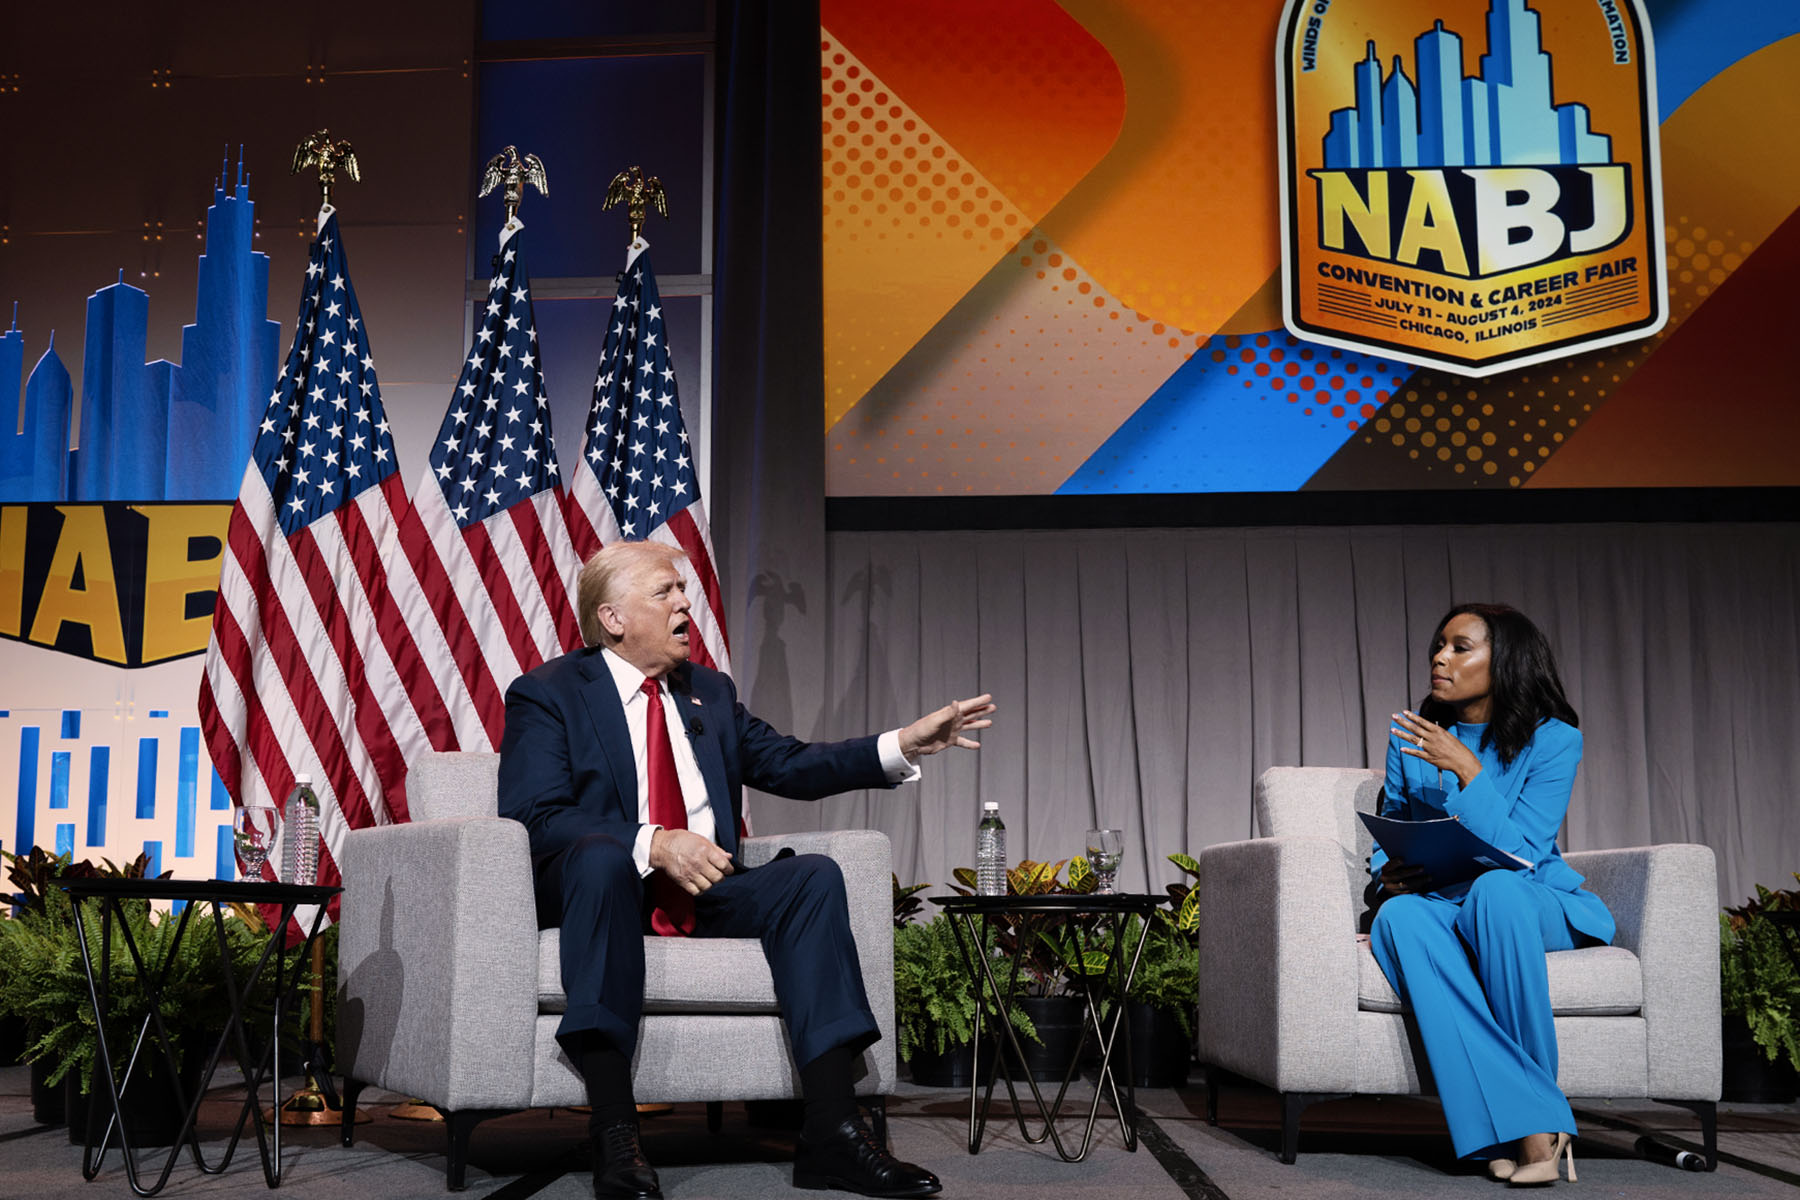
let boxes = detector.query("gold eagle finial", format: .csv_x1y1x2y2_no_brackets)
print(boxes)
602,166,669,244
291,129,361,210
479,145,549,224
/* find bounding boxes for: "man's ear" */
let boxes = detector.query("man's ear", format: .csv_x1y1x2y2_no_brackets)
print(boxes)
597,602,625,639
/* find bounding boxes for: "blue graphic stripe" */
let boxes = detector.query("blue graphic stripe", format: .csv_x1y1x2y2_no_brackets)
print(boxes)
1644,0,1800,116
55,823,75,858
176,727,198,858
136,737,159,819
143,840,162,878
216,823,236,882
49,751,70,809
210,764,230,811
14,727,38,855
87,746,110,847
61,710,80,738
149,710,169,718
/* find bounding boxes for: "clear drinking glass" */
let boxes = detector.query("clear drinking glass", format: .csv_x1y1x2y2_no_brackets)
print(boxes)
233,804,280,880
1085,828,1125,895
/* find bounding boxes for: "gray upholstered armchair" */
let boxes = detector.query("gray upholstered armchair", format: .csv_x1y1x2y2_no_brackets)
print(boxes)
335,751,898,1189
1196,766,1721,1165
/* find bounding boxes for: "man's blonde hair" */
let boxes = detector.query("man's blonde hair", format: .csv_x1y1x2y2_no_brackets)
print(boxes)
577,541,686,647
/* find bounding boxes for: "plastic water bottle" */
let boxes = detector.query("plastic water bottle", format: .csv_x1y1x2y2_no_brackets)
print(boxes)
281,774,321,886
976,801,1007,897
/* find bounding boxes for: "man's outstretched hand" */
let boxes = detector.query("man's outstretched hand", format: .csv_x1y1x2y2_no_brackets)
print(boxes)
898,695,997,760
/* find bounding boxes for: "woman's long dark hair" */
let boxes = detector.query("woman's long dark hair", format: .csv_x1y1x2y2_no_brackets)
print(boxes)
1417,603,1578,767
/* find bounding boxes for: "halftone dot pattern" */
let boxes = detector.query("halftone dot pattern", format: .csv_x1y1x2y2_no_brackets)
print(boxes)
1323,219,1749,490
1063,333,1410,493
822,33,1038,428
821,39,1026,250
827,230,1201,495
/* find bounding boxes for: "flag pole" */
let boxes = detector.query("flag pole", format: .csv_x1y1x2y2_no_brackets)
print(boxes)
272,132,370,1128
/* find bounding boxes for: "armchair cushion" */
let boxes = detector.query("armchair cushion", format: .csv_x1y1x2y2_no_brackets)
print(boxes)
538,933,781,1014
1355,942,1644,1015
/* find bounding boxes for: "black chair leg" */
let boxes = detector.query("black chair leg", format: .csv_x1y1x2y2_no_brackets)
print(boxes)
1279,1091,1349,1164
1653,1098,1718,1170
340,1077,366,1147
706,1101,723,1133
444,1109,506,1191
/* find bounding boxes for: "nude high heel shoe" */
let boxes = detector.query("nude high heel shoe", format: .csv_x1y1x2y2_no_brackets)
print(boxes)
1507,1131,1575,1186
1486,1157,1516,1181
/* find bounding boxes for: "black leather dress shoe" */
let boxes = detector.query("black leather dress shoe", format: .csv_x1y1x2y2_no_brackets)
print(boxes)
793,1115,942,1197
592,1119,662,1199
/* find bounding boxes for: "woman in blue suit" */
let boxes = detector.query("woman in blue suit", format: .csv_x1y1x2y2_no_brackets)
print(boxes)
1372,603,1612,1187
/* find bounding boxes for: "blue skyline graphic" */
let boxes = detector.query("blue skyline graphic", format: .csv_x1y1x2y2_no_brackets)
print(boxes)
1,151,279,503
1322,0,1612,169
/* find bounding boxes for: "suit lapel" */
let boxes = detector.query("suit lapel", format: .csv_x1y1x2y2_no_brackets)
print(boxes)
576,651,638,820
668,665,737,856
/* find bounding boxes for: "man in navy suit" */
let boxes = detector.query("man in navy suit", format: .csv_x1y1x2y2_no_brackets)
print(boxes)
499,540,993,1199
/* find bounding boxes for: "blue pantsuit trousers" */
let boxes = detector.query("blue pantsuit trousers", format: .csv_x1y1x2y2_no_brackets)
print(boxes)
1369,869,1578,1159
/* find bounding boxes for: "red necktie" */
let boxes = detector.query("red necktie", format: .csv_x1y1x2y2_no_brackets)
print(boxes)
642,677,695,936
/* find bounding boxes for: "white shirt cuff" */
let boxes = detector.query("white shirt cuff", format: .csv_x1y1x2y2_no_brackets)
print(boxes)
878,729,921,784
633,824,661,877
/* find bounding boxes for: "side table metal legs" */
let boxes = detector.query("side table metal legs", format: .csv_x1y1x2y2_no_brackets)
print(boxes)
944,907,1151,1161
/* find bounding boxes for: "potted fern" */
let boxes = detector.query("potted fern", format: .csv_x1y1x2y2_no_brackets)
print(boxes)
1720,878,1800,1102
893,875,1037,1087
0,849,274,1144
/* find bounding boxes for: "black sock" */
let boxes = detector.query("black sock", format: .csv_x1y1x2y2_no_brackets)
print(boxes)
799,1044,858,1143
572,1037,636,1127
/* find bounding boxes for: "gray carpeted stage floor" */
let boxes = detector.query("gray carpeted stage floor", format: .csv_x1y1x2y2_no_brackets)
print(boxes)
2,1064,1793,1198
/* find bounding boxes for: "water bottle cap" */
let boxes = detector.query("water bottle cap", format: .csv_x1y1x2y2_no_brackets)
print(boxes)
982,800,999,811
295,772,313,786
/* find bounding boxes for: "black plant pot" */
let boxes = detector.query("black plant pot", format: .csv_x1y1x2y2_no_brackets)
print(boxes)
1005,996,1086,1082
1721,1011,1799,1103
0,1014,27,1067
906,1036,997,1088
30,1057,67,1126
66,1055,203,1147
1122,1002,1191,1088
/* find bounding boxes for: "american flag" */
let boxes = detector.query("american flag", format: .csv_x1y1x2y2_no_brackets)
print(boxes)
392,220,584,749
200,208,446,928
565,241,730,672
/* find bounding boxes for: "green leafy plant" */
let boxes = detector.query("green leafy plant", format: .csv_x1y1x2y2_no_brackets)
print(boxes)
1067,853,1200,1032
0,851,300,1093
893,914,1035,1063
948,858,1097,997
1720,877,1800,1072
892,875,929,929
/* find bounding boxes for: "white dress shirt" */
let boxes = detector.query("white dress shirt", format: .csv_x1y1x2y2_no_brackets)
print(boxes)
599,648,920,877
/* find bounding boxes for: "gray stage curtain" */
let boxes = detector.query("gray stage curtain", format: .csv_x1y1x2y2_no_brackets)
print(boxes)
734,522,1800,910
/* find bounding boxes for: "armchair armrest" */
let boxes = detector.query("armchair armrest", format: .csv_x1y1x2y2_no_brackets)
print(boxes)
336,817,540,1111
741,830,895,1092
1197,836,1361,1093
1564,843,1721,1099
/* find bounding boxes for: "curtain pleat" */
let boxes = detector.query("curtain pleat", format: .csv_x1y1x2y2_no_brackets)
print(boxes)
726,522,1800,909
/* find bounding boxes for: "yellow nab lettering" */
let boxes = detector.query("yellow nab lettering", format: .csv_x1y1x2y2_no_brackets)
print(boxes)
0,506,25,638
28,505,128,663
1396,171,1469,275
1318,172,1390,259
138,504,230,664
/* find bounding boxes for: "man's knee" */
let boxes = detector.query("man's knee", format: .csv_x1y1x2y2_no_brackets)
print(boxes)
564,833,640,895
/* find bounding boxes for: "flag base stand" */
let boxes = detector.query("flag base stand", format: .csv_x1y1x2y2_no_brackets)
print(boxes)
389,1099,445,1121
268,1073,370,1126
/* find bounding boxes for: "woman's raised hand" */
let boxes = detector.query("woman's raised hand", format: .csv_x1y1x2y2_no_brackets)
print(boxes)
1391,710,1483,787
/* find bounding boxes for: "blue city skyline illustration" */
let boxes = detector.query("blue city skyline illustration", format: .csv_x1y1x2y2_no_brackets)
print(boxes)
1322,0,1612,169
0,150,279,503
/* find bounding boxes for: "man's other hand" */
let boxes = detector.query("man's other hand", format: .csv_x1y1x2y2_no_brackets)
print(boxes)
650,828,735,895
898,695,997,759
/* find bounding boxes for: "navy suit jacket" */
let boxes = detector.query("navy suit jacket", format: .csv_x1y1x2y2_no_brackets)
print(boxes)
498,646,896,868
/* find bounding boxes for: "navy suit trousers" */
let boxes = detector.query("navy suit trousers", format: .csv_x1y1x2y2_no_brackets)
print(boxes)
535,834,879,1070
